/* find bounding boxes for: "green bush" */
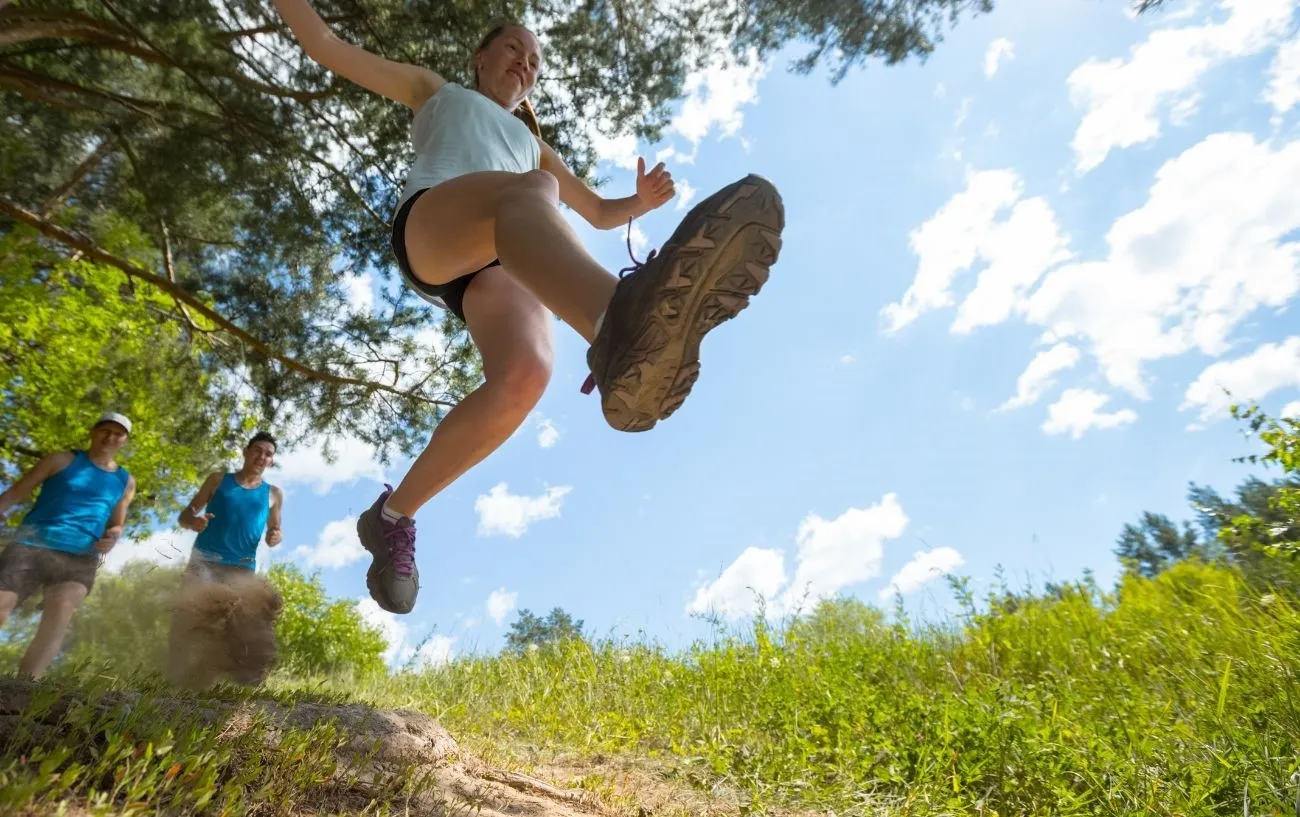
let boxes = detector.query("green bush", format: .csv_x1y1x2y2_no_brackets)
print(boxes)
267,563,387,679
311,560,1300,816
0,559,388,682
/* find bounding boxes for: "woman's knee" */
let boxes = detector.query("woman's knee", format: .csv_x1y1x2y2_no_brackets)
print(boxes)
498,169,559,211
490,344,553,414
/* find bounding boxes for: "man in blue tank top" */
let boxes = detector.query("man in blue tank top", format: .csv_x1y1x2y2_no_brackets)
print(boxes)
178,431,284,583
0,412,138,678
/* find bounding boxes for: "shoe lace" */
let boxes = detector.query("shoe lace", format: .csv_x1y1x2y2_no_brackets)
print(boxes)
618,217,656,279
581,219,656,396
581,219,651,396
384,520,417,576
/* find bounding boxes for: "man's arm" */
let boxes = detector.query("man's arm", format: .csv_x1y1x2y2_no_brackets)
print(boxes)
178,472,223,532
0,452,73,519
94,475,137,554
265,485,284,547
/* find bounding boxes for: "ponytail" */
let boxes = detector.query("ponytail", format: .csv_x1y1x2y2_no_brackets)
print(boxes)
517,96,542,138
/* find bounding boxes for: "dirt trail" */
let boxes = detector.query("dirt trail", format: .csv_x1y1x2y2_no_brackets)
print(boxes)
0,679,738,817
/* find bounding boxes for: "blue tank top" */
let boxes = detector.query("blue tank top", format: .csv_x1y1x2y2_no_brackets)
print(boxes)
192,473,271,568
17,451,130,555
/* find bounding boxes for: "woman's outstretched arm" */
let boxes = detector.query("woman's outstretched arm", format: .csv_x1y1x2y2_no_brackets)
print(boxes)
540,142,676,230
270,0,443,110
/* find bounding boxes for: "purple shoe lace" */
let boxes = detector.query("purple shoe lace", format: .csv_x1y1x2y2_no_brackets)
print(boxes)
383,518,417,577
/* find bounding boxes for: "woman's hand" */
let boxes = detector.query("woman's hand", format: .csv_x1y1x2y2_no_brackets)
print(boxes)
635,157,675,213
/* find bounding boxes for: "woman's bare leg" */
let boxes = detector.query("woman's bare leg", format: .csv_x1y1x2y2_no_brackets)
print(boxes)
357,268,553,614
359,168,783,613
388,268,553,515
400,169,613,340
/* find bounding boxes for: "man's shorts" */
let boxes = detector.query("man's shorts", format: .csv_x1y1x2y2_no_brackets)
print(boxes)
0,542,99,605
183,556,255,586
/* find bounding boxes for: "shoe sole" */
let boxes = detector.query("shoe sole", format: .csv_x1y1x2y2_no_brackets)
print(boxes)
599,175,784,432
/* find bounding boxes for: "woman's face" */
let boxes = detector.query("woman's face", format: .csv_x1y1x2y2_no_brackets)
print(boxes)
476,26,542,107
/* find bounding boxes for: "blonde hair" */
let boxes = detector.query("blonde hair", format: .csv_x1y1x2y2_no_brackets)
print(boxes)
473,23,542,138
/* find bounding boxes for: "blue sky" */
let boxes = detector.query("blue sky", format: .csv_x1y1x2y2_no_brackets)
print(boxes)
110,0,1300,667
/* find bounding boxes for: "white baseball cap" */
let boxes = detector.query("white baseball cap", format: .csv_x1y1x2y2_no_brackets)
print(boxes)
95,412,133,433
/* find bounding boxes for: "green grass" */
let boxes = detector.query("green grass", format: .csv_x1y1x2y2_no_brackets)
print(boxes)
313,561,1300,816
3,560,1298,815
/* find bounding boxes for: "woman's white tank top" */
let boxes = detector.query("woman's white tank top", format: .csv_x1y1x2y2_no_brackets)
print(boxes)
397,82,541,209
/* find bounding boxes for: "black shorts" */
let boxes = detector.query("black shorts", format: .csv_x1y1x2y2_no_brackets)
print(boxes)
0,542,99,604
391,187,499,324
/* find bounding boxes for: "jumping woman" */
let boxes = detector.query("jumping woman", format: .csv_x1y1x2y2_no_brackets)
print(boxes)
270,0,785,614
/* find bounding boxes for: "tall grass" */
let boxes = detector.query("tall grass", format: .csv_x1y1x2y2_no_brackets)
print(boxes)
327,561,1299,815
4,561,1296,815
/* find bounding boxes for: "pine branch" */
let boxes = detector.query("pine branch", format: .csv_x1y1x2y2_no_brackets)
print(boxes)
39,138,117,217
0,7,336,102
0,194,454,409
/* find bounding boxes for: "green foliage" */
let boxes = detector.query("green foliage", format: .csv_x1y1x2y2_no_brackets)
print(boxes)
0,558,388,683
1116,404,1300,591
61,561,187,674
503,606,585,654
0,230,243,527
321,561,1298,816
266,562,387,679
1226,403,1300,556
1115,511,1206,578
0,672,435,816
0,0,1003,467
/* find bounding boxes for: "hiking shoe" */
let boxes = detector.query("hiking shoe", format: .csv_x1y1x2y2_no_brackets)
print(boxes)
584,173,784,432
356,484,420,614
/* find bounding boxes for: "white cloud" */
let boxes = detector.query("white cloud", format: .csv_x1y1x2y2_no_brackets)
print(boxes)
474,483,572,538
687,494,910,621
355,597,457,668
270,436,386,495
1068,0,1295,173
1282,400,1300,417
839,354,857,366
878,547,966,602
984,38,1016,78
590,129,640,170
356,597,409,665
669,51,767,149
891,131,1300,411
589,44,765,170
882,169,1021,332
412,634,457,669
951,196,1073,334
628,222,650,256
999,342,1082,411
782,494,909,611
1267,35,1300,113
291,516,365,569
1181,336,1300,421
340,270,375,315
536,417,560,449
1024,132,1300,399
675,179,698,211
881,169,1071,334
486,587,519,626
686,546,787,620
103,527,196,573
955,97,973,129
1042,388,1138,439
